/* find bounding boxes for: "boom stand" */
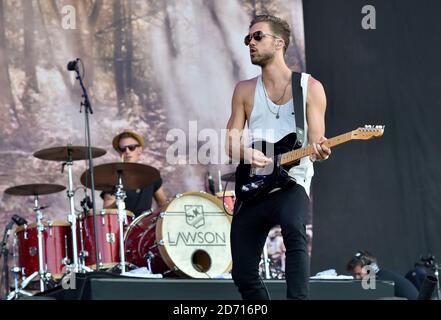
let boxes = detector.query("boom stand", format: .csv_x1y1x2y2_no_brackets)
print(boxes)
72,59,101,270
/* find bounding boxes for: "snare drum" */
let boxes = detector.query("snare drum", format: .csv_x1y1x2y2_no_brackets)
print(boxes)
81,209,134,269
15,220,72,279
125,192,232,278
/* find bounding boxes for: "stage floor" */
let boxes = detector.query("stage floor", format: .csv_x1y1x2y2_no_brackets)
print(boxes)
32,272,395,300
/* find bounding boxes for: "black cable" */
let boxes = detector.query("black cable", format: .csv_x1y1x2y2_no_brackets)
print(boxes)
259,273,271,300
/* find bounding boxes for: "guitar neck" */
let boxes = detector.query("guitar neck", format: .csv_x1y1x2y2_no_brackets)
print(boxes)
280,132,352,166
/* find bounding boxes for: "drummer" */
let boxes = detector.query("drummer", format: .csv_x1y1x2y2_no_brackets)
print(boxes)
100,129,168,217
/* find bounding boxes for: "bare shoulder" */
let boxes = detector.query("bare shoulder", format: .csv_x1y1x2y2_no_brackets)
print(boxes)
307,75,325,94
307,75,327,110
307,75,326,101
234,77,258,96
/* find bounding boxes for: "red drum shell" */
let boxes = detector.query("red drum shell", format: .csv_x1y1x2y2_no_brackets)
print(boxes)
80,209,134,269
15,220,72,279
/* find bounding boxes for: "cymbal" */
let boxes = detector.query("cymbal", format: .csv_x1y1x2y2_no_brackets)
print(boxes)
80,162,160,191
34,146,106,162
221,172,235,182
4,183,66,196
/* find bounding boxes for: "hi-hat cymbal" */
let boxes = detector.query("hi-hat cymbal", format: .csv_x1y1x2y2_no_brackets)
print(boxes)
4,184,66,196
221,172,235,182
34,146,106,162
80,162,160,191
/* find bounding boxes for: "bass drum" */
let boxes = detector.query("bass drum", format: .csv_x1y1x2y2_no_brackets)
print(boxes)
125,192,232,278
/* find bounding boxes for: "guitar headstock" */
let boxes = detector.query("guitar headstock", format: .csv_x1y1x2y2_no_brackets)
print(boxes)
351,125,385,140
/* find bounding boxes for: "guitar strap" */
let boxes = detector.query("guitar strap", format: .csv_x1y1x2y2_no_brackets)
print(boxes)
291,72,305,146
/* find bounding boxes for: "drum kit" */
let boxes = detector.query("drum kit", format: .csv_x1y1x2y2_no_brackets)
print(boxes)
2,145,239,299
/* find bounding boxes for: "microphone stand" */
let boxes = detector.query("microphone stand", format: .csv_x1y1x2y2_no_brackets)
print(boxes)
72,59,101,271
0,221,14,298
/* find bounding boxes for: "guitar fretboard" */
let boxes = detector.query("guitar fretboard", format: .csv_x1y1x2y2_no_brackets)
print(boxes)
280,132,352,166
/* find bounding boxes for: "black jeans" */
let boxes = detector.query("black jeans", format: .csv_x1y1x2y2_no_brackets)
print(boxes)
230,183,310,300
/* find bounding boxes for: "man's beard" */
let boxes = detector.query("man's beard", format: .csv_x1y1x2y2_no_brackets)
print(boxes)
251,51,273,66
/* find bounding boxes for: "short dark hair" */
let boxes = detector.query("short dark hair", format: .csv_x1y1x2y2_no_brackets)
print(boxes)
346,251,378,272
249,14,291,54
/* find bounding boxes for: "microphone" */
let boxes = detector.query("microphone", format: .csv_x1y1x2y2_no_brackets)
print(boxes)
81,196,93,212
67,58,79,71
12,214,27,226
207,172,215,195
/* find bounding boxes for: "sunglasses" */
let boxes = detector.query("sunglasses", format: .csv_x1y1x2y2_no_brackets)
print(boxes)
244,31,281,46
119,144,140,153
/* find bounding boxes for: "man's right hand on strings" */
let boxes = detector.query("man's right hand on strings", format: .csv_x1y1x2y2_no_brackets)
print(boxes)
245,148,273,168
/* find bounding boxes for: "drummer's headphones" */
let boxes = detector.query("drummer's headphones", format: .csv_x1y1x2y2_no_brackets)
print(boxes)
353,251,371,267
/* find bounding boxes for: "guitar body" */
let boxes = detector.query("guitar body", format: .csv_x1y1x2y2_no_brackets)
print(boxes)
233,125,385,203
235,132,301,203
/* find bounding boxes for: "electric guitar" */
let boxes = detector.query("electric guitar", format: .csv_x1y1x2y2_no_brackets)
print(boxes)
235,125,385,202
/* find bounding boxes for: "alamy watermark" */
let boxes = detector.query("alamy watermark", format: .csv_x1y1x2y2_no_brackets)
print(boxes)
165,121,276,165
361,5,376,30
61,5,76,30
361,265,376,290
61,272,76,290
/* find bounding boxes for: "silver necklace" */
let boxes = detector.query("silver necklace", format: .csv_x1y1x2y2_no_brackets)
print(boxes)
262,78,290,119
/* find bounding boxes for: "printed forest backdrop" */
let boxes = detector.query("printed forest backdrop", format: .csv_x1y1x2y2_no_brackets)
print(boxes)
0,0,307,281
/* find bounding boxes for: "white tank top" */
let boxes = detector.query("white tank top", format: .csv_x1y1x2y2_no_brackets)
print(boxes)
247,73,314,197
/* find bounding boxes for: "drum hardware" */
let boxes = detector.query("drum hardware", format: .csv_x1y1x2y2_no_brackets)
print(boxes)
163,267,178,276
34,145,106,274
218,170,223,192
145,251,155,273
262,242,271,280
221,171,235,183
23,224,28,240
7,235,33,300
101,210,106,225
1,219,15,298
61,235,71,266
124,192,232,278
9,197,52,293
80,208,134,270
48,220,53,236
29,196,51,291
114,171,129,274
106,233,116,243
78,196,93,272
67,58,103,271
4,184,66,294
80,162,159,274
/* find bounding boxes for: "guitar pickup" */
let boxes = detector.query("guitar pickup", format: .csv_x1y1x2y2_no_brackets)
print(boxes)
241,185,250,192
